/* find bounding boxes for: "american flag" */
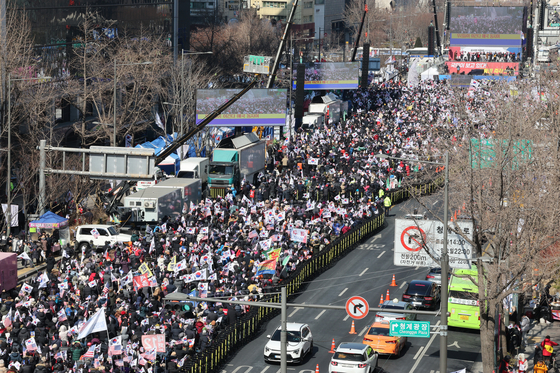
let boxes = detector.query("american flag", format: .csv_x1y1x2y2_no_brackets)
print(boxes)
248,230,258,239
25,338,37,351
108,337,122,356
81,345,96,359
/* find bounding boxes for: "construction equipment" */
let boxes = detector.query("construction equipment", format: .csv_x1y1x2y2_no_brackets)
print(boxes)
351,0,368,62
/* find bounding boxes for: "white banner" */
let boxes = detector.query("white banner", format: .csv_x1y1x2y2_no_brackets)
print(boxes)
290,228,309,243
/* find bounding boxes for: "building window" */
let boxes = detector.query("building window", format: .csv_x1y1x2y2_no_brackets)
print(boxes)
304,1,313,8
315,0,324,4
191,2,206,8
263,1,287,7
208,2,214,7
303,15,313,22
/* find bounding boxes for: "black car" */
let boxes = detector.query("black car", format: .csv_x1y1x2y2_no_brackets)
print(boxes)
402,280,441,310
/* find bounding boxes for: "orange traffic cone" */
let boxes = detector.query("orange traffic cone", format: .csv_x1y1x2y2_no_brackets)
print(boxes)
386,289,390,301
349,320,357,334
316,364,320,373
329,339,336,353
379,294,384,306
390,274,397,287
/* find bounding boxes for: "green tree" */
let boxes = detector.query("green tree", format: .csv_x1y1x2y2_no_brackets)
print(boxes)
414,36,423,48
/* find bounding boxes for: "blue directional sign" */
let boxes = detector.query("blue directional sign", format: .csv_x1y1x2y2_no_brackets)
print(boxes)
389,320,430,338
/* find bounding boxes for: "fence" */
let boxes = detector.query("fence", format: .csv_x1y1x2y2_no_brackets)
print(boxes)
183,175,444,373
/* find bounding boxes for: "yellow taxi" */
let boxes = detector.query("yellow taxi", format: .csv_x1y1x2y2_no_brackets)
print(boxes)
362,321,406,356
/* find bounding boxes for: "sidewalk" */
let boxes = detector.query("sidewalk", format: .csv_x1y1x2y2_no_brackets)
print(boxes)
470,319,560,373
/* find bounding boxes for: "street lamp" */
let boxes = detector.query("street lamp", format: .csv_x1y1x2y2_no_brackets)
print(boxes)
6,74,45,236
113,60,153,147
377,151,449,373
179,50,212,137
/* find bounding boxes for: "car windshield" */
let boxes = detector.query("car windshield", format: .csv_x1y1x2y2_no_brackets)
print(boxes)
407,283,431,295
449,290,477,300
367,327,391,336
333,352,364,362
380,305,406,311
107,226,118,235
429,268,442,275
209,165,234,175
270,329,301,342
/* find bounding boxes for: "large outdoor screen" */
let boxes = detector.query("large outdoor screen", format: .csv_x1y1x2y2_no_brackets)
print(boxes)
450,6,525,47
292,62,359,90
196,88,287,127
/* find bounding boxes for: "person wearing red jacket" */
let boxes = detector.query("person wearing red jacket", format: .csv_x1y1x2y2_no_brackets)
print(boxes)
541,335,558,366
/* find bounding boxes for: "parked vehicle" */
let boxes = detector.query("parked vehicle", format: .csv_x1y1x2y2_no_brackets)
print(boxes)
122,187,183,223
75,225,132,251
177,157,209,193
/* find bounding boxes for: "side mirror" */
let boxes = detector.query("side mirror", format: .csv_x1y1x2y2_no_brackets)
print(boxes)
266,335,271,339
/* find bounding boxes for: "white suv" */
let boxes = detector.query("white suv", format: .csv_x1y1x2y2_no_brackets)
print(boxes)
75,224,132,250
329,342,378,373
264,323,313,364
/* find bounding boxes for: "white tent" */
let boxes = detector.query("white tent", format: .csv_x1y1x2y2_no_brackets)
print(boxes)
421,67,440,81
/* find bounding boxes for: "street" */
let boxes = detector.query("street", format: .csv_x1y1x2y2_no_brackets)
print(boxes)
219,196,481,373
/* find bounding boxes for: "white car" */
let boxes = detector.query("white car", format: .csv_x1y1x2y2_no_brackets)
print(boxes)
75,225,132,250
263,323,313,364
329,342,378,373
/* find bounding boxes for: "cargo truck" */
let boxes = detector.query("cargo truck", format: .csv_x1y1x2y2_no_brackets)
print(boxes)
151,178,202,207
177,157,209,196
208,133,266,197
122,187,183,223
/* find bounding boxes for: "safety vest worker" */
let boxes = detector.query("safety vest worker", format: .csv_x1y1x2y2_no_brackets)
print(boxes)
384,196,392,217
379,189,385,198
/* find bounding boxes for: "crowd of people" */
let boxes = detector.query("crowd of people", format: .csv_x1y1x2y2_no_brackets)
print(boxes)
450,8,524,35
449,51,521,63
0,78,504,373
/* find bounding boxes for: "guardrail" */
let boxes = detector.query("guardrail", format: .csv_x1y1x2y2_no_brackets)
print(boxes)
183,175,445,373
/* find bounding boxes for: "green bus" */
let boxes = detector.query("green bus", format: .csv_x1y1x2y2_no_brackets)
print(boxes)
448,268,481,330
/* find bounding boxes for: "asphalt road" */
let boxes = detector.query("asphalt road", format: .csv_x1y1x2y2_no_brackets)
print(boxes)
220,195,481,373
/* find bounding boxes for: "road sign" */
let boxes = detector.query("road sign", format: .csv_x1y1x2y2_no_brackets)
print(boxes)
389,320,430,338
345,296,369,320
394,219,473,269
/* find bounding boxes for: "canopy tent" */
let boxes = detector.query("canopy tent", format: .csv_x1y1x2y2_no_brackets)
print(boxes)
421,67,440,81
29,211,68,229
29,211,70,247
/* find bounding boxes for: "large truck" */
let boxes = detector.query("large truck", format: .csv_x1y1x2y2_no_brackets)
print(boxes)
122,187,183,223
151,178,202,207
177,157,209,195
308,93,341,124
0,253,17,292
208,133,266,196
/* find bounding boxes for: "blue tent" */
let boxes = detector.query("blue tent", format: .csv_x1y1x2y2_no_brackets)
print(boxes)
29,211,69,229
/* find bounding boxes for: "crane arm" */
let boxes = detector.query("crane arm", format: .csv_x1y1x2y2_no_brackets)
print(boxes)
351,0,368,62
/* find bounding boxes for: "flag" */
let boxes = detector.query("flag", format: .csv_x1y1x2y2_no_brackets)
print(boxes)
57,309,67,322
25,337,37,351
167,256,177,272
81,344,96,359
3,309,12,328
108,336,122,356
155,112,165,131
175,259,187,272
248,230,258,239
138,262,153,278
111,272,118,282
256,259,277,276
18,252,31,261
88,280,97,288
141,349,156,361
265,248,281,261
21,282,33,293
38,273,48,288
177,356,187,368
121,272,133,286
77,308,108,340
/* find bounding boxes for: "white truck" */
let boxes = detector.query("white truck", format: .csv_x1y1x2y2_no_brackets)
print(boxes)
122,187,183,223
151,178,202,207
177,157,209,194
307,93,341,124
301,113,324,130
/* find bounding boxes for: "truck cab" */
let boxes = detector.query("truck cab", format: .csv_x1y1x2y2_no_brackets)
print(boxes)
209,159,239,190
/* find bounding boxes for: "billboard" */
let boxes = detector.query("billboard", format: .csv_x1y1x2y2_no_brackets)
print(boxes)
450,6,526,47
547,7,560,27
292,62,359,90
446,61,519,75
196,89,287,127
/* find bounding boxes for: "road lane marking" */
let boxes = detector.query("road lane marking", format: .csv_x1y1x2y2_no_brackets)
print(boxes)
260,367,270,373
409,321,440,373
414,266,420,270
448,341,460,348
430,371,435,373
344,314,350,321
377,251,385,258
339,288,348,296
413,346,424,360
359,268,368,277
289,303,304,318
315,310,326,320
232,366,252,373
359,326,369,336
400,282,406,289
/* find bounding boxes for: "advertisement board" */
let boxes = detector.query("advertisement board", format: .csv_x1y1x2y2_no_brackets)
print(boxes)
547,7,560,27
393,219,473,269
292,62,359,90
446,61,519,75
450,6,526,47
196,89,287,127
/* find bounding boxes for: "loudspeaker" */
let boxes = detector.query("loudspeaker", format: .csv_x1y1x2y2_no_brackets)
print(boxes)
445,1,451,30
539,0,546,31
295,64,305,119
361,43,370,88
526,28,533,61
428,26,435,56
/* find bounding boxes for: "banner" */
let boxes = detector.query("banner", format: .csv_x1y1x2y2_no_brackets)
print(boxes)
256,259,277,276
290,228,309,243
133,274,150,290
141,334,166,353
77,308,108,340
445,61,519,76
